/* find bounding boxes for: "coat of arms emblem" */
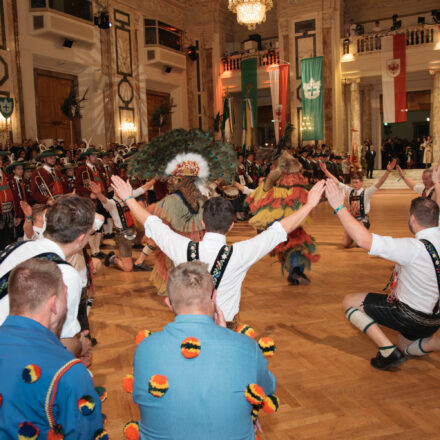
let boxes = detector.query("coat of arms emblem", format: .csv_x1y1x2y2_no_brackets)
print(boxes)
303,78,321,100
387,59,401,78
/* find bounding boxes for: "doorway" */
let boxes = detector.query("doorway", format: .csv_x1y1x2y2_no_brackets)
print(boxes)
146,90,172,141
34,69,81,145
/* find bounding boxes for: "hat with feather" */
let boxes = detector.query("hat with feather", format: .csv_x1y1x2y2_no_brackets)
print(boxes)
127,129,237,184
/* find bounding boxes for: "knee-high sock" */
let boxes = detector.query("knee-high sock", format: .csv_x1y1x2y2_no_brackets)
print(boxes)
345,307,377,334
103,218,113,235
89,232,101,255
405,338,432,356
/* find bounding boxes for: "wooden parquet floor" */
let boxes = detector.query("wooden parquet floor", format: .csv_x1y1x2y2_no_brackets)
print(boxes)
92,190,440,440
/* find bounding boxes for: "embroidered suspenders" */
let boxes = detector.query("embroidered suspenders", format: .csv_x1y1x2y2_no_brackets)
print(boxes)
349,188,365,218
0,241,70,301
420,239,440,314
187,241,233,289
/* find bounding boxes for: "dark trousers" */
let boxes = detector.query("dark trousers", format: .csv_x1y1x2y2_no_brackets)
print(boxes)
366,164,374,178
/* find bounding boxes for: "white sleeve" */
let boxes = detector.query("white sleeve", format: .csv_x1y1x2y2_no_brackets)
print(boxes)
413,184,424,195
234,222,287,270
59,265,82,338
133,187,146,198
365,185,378,197
242,186,253,196
339,182,351,196
102,198,114,211
144,216,190,264
369,233,418,266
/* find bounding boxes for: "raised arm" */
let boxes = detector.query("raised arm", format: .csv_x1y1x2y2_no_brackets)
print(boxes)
374,159,397,189
279,180,326,233
111,175,151,225
325,179,373,250
319,162,339,183
396,165,416,191
89,181,108,205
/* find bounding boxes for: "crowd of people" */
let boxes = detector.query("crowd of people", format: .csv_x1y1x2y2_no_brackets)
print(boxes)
0,130,440,438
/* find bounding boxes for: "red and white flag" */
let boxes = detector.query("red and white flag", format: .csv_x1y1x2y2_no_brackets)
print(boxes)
268,64,289,143
381,34,406,123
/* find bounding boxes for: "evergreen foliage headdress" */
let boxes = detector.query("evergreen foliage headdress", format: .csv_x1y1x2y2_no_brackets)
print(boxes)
128,128,237,183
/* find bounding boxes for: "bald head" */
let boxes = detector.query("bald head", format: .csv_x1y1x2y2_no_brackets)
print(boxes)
166,261,214,314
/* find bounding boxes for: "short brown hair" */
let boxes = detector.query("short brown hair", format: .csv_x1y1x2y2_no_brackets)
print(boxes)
45,194,95,243
9,259,63,315
351,172,364,181
202,197,234,234
410,197,439,228
166,261,214,312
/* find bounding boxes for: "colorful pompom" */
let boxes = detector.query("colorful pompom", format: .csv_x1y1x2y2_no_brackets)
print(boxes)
95,386,107,403
123,374,134,393
244,384,265,407
258,337,276,358
262,394,280,414
94,428,109,440
47,424,65,440
22,364,41,384
135,330,151,344
78,395,96,416
237,324,255,339
180,337,201,359
251,407,259,422
148,374,169,398
18,422,40,440
123,421,140,440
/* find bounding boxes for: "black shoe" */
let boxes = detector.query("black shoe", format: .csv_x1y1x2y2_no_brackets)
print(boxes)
133,243,144,250
104,251,115,267
92,251,106,260
103,233,115,239
91,337,98,347
370,348,407,370
133,263,153,272
287,274,299,285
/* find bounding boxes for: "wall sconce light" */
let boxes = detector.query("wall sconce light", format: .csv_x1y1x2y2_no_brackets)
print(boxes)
120,122,137,144
341,38,354,62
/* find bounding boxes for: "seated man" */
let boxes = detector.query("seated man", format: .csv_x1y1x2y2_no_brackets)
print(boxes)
133,261,275,439
111,175,325,328
0,194,94,357
0,258,105,438
326,179,440,371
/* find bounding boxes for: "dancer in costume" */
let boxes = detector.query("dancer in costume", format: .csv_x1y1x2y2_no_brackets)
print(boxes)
397,165,435,199
127,128,237,295
246,149,319,286
320,159,396,248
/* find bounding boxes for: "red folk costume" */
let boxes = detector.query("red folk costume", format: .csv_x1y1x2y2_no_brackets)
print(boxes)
30,166,66,204
75,163,107,197
0,167,17,247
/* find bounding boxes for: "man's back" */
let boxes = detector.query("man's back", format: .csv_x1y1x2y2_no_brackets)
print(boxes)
133,314,275,440
0,315,103,438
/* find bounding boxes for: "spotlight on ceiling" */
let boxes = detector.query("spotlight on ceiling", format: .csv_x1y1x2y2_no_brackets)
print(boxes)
187,45,199,62
94,11,112,29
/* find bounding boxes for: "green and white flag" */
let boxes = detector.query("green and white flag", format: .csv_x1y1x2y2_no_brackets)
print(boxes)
301,57,324,141
221,96,233,142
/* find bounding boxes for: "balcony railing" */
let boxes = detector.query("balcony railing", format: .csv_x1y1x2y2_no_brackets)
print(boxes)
222,49,280,72
30,0,93,22
343,24,439,55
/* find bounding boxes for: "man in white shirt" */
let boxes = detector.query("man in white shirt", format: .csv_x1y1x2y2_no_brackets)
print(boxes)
397,166,435,199
321,159,396,247
0,194,95,358
326,179,440,371
111,175,326,326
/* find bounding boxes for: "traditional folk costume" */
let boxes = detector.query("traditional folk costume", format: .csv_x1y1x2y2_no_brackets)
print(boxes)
247,150,319,285
61,163,77,193
7,161,29,238
0,159,17,248
128,128,237,295
30,151,66,204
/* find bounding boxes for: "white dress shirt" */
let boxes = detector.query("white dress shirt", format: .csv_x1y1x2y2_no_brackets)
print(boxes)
369,227,440,314
144,216,287,321
339,183,378,215
413,184,435,198
0,237,82,338
102,187,145,229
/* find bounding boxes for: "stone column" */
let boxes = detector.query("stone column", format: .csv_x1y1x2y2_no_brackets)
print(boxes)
431,70,440,162
361,85,372,144
341,81,347,154
350,79,361,170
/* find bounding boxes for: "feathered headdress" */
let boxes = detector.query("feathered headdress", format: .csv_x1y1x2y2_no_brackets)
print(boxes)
128,129,237,184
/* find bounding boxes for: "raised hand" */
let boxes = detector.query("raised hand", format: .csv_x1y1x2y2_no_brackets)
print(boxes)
319,162,327,172
20,200,32,218
111,175,133,201
325,179,345,210
306,180,326,208
89,181,101,194
386,159,397,172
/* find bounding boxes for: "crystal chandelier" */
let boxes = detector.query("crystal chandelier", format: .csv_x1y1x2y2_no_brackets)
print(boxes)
228,0,273,30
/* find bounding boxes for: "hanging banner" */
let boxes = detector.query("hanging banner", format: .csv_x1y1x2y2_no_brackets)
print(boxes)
241,58,257,152
301,57,324,141
269,64,289,143
381,34,406,123
221,96,233,142
0,97,14,119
